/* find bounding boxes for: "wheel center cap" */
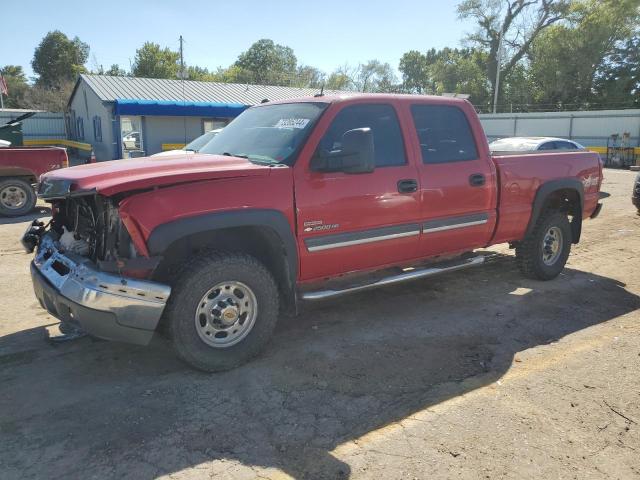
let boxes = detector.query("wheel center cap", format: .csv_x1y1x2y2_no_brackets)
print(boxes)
220,306,239,326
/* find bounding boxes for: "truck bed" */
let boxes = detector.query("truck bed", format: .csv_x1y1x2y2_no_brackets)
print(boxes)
490,150,602,244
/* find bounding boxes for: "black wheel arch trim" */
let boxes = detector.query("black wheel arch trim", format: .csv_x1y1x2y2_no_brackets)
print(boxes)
147,209,298,286
525,178,584,243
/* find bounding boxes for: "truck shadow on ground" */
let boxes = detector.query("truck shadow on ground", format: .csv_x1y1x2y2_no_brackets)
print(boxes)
1,253,639,479
0,207,51,226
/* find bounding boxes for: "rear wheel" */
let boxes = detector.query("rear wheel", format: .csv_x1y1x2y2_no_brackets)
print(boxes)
0,178,36,217
516,210,572,280
165,251,279,372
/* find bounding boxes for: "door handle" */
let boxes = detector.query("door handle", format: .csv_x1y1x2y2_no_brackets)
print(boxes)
397,179,418,193
469,174,486,187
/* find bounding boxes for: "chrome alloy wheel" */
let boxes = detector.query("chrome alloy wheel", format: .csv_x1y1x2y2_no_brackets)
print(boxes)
0,185,27,210
194,281,258,348
542,226,563,266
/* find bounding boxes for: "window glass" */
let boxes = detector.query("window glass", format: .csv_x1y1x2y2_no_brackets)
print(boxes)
410,105,478,163
76,117,85,141
555,141,577,150
185,130,220,152
93,116,102,142
538,142,556,150
120,116,143,158
203,118,228,132
317,104,406,167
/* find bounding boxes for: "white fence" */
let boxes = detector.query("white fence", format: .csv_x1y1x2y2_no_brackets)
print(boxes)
0,109,66,140
478,109,640,147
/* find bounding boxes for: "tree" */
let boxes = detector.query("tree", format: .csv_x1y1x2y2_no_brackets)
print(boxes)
528,0,640,107
398,48,491,104
234,39,297,85
399,50,432,93
295,65,326,88
458,0,570,102
105,64,128,76
325,64,356,90
354,60,399,92
31,31,89,87
0,65,29,108
186,65,216,81
595,34,640,107
131,42,180,79
22,81,75,112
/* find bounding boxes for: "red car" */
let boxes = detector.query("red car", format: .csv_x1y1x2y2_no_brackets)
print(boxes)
0,146,68,216
23,94,603,371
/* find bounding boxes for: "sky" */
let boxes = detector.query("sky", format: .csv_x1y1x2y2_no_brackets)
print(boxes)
1,0,476,80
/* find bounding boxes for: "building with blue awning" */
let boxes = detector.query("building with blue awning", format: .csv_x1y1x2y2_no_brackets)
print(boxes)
67,74,340,160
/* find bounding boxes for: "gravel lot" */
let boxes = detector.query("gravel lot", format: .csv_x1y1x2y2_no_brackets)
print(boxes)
1,169,639,480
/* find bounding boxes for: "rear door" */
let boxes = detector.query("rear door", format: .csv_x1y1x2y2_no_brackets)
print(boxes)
408,103,497,257
294,102,422,281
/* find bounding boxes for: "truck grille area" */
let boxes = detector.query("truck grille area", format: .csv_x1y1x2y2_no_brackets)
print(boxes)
53,195,127,263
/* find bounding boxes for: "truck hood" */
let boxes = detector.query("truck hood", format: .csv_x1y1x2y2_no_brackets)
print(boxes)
38,154,273,198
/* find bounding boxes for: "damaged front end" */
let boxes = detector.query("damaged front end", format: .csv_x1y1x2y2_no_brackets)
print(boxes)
23,185,171,345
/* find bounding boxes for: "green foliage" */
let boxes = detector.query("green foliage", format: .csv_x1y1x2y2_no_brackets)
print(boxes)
234,39,297,85
22,81,75,112
326,65,356,90
594,34,640,107
31,31,89,87
528,0,640,107
0,65,29,108
105,64,128,76
399,51,432,93
399,48,491,105
294,65,326,89
186,66,216,81
131,42,180,79
354,60,399,93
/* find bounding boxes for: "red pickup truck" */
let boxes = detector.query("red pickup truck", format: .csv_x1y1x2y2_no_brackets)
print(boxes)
23,94,602,371
0,147,68,216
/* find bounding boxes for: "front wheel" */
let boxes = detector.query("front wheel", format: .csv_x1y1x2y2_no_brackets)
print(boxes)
516,210,572,280
164,251,279,372
0,178,36,217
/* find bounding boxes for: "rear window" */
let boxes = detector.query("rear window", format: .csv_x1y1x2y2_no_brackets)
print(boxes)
411,105,478,163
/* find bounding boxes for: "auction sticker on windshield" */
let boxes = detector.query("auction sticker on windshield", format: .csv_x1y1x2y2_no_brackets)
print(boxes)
274,118,310,129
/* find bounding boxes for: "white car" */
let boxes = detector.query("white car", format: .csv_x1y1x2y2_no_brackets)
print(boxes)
489,137,585,153
152,129,222,157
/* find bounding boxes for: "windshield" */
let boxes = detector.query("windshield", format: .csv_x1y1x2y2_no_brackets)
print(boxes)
199,102,328,164
184,129,220,152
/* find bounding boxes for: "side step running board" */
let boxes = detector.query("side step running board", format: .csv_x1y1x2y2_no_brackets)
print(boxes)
301,255,485,301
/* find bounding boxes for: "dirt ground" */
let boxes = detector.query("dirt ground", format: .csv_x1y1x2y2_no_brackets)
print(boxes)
0,169,639,480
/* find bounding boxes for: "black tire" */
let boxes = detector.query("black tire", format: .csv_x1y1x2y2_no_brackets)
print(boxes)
516,209,572,280
164,251,279,372
0,178,36,217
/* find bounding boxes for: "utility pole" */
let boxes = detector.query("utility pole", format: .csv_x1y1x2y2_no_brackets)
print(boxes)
492,28,504,114
179,35,185,79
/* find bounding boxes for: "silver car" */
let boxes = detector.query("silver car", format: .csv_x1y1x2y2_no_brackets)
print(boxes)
489,136,585,153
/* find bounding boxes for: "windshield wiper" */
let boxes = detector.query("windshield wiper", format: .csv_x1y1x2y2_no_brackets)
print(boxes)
222,152,249,159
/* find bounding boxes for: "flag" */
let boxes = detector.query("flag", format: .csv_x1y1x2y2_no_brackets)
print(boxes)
0,76,8,96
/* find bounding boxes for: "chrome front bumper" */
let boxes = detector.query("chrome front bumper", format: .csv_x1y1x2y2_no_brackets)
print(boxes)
30,233,171,345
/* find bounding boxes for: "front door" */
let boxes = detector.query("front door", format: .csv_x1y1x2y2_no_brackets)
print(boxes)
408,103,497,257
294,102,422,281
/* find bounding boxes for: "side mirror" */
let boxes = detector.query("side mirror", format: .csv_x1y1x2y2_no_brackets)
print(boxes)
311,128,375,174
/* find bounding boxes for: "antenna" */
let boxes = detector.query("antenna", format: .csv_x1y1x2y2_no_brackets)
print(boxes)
314,82,325,98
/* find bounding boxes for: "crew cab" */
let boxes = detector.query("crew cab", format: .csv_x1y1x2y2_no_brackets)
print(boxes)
23,94,603,371
0,146,68,216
